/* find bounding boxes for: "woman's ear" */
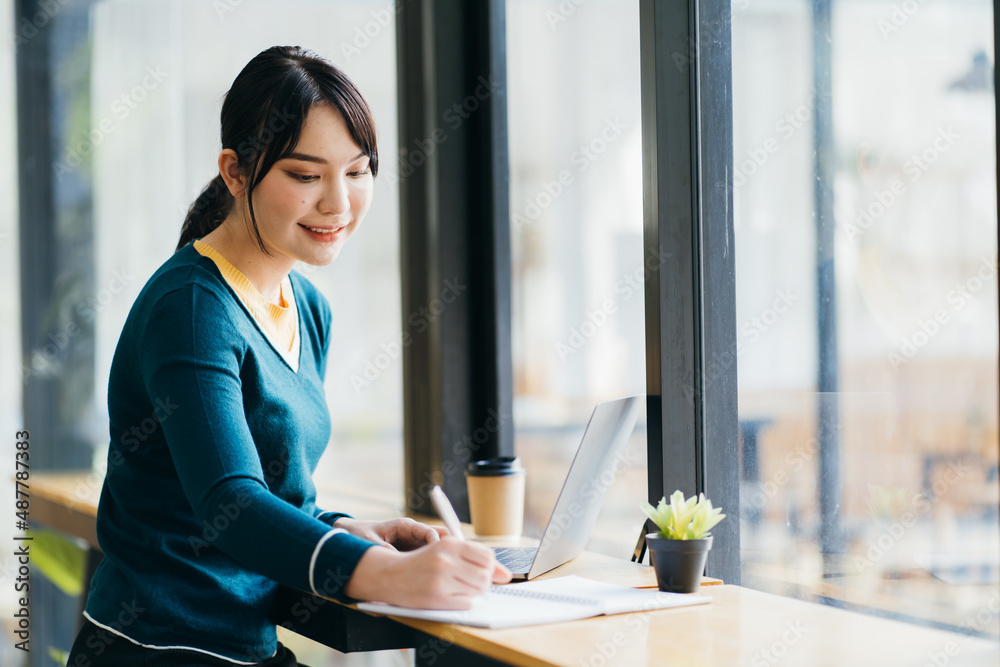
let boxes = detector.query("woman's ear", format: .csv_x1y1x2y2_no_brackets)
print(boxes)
218,149,246,198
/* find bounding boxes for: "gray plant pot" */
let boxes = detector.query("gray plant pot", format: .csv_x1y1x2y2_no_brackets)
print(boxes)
646,534,713,593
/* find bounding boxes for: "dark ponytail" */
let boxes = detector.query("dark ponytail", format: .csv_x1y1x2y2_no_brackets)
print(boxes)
177,175,233,250
176,46,379,251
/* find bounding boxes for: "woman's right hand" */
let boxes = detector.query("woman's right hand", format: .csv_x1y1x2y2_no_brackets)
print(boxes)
343,537,512,609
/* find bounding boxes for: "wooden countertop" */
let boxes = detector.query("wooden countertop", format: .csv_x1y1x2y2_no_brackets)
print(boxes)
364,583,1000,667
29,471,1000,666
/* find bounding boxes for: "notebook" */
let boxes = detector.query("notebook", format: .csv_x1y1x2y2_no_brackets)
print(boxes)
495,396,643,580
356,574,711,629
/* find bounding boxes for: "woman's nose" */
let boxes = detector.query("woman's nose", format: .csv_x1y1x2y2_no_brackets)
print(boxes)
318,176,350,215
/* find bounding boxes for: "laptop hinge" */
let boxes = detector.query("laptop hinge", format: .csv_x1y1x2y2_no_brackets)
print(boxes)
631,523,648,563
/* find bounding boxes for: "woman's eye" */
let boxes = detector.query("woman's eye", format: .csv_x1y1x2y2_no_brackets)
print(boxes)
348,169,370,178
286,172,318,182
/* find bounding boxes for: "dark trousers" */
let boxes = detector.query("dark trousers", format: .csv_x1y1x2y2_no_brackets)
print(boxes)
67,618,310,667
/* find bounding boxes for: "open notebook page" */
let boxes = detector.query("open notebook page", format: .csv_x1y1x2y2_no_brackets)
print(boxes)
356,574,712,629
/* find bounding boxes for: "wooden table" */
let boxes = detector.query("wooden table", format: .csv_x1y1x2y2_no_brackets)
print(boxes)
30,471,1000,666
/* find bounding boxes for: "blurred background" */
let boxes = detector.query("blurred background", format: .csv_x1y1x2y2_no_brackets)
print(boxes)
731,0,998,638
0,0,996,665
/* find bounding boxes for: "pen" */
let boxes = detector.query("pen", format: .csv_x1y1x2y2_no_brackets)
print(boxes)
430,485,466,540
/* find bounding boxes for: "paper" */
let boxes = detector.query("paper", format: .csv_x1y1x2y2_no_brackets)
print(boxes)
356,574,712,629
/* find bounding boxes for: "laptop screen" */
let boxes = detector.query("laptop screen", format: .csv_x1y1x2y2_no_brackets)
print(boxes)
528,395,643,579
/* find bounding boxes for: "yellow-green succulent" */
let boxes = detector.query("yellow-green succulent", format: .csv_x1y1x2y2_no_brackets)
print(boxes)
640,490,726,540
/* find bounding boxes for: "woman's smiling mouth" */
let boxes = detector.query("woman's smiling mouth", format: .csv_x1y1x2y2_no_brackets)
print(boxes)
299,223,346,241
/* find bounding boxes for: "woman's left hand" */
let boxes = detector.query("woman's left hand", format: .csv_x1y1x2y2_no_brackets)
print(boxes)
332,517,447,551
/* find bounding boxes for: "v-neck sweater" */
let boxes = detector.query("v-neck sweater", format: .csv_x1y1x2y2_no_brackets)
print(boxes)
192,239,300,371
84,243,376,664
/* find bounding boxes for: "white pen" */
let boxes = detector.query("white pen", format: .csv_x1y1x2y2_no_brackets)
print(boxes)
430,485,466,540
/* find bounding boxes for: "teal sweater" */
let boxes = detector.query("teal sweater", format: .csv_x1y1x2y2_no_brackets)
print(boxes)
84,244,376,664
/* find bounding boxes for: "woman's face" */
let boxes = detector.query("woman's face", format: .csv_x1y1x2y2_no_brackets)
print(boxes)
245,104,374,267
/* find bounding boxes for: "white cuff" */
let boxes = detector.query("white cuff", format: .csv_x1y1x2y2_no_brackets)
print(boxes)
309,528,347,595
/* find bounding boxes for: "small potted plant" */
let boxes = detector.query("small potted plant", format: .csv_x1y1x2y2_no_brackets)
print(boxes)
640,490,726,593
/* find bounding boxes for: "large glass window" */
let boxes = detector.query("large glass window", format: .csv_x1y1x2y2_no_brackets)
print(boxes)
507,0,646,556
10,1,404,663
733,0,998,634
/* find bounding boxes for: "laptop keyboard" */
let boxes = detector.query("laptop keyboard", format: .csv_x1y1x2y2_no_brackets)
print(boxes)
492,547,537,573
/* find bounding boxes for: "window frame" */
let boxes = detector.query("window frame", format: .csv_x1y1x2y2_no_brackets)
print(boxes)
395,0,515,520
638,0,740,583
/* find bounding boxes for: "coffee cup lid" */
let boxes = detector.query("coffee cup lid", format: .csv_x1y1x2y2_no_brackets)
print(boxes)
466,456,525,476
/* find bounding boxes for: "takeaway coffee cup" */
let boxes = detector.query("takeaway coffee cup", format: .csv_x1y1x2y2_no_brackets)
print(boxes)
465,457,526,538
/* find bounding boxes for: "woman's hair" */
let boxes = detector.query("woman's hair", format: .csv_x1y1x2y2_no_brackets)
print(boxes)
176,46,379,251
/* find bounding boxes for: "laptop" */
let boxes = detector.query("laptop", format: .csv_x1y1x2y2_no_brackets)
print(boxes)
493,396,642,580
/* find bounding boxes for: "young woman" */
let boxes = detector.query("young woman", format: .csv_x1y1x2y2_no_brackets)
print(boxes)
67,46,509,667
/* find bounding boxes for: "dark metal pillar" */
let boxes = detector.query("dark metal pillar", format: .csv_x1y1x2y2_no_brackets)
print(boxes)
640,0,740,584
396,0,513,519
16,1,95,471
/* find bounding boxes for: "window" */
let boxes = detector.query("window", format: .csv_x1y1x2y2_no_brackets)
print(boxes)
14,1,405,661
733,0,998,633
507,0,647,556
